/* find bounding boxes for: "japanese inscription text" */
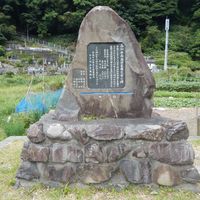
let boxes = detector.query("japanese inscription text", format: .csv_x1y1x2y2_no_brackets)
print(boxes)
87,42,125,89
72,69,86,89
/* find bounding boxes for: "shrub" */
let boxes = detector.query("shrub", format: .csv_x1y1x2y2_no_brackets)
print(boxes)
49,80,63,90
154,97,200,108
154,91,200,98
189,65,200,71
4,121,25,137
156,81,200,92
151,51,200,71
0,45,5,56
141,26,164,53
3,75,27,85
5,71,14,78
169,26,192,52
177,67,193,80
15,61,23,68
3,111,43,137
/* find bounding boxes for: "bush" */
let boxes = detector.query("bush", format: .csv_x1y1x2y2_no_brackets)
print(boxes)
190,65,200,71
177,67,193,80
154,97,200,108
49,81,63,90
141,26,164,53
5,71,14,78
0,24,16,40
154,91,200,98
169,26,192,52
15,61,23,68
1,75,27,85
188,29,200,60
151,51,200,71
3,111,43,137
156,81,200,92
0,45,5,56
4,121,25,136
0,32,7,45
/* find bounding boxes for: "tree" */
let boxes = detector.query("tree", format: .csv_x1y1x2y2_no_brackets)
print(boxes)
191,0,200,29
115,0,152,37
151,0,179,24
141,26,164,52
189,29,200,60
0,12,16,44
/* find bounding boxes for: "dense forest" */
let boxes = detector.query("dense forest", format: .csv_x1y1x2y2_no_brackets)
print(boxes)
0,0,199,59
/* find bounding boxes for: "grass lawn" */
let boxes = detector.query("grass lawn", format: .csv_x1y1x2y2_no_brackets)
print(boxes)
0,140,200,200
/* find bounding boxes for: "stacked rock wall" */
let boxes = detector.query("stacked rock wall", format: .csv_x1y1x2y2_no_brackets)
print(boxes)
16,114,200,187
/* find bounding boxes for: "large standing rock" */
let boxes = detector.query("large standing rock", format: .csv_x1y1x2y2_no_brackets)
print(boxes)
56,6,155,119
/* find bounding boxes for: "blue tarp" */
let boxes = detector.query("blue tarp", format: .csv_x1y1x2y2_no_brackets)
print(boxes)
15,89,63,113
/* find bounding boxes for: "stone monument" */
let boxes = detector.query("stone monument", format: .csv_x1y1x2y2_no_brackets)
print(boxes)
16,6,200,188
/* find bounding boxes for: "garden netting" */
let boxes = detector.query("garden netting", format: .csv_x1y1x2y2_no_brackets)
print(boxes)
15,88,63,113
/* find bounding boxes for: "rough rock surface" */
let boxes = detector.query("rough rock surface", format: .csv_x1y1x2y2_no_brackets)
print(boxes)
16,161,40,181
149,141,194,165
78,163,117,184
21,142,49,162
27,123,45,143
152,162,181,186
120,159,151,184
50,143,83,163
162,121,189,141
56,6,155,119
86,125,124,141
47,164,76,183
125,124,165,141
16,115,199,188
181,167,200,184
46,124,65,139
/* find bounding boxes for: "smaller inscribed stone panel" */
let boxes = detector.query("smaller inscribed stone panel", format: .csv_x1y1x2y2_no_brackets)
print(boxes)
87,43,125,89
72,69,86,89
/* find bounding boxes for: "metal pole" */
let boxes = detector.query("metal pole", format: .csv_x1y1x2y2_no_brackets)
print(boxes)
197,107,200,136
164,18,169,71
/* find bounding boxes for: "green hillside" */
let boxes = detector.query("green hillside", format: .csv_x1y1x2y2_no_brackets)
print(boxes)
0,0,199,58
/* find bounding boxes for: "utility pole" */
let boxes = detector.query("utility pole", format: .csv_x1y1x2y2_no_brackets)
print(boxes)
164,18,170,71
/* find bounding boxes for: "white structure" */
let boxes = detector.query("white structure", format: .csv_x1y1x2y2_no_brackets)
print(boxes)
145,56,159,73
164,18,170,71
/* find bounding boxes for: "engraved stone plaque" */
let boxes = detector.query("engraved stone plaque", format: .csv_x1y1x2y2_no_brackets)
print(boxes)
87,42,125,89
72,69,86,89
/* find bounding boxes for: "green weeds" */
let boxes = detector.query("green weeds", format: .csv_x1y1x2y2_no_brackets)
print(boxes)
0,74,65,140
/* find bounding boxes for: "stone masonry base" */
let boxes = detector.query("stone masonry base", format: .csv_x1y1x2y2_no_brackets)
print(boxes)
16,112,200,188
